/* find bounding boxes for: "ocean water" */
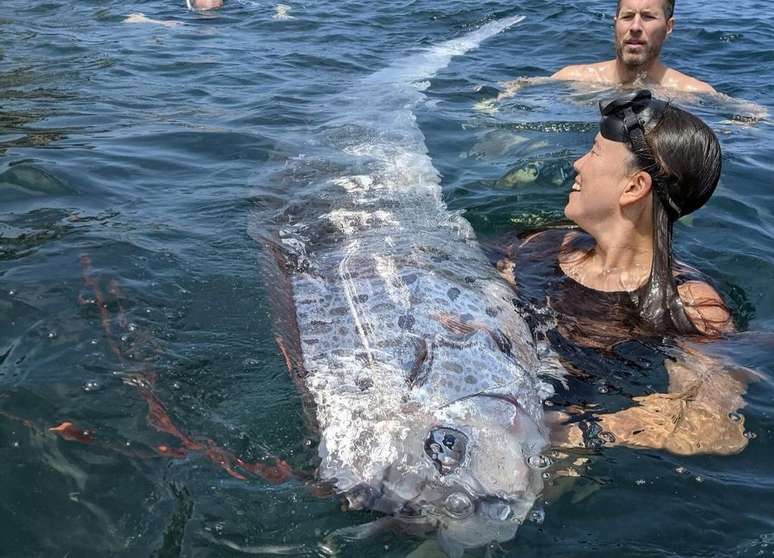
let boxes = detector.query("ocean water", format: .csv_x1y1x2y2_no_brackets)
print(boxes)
1,1,773,557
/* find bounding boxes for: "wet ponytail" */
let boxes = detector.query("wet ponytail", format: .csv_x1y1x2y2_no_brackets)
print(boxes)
634,105,724,334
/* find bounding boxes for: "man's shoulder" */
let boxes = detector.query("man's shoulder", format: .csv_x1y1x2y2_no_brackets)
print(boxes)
551,61,613,81
661,67,716,93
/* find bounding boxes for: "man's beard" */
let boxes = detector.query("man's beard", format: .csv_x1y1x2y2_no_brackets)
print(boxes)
615,39,661,70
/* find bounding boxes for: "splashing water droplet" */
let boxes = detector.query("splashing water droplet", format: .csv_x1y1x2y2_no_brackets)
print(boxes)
47,331,57,339
9,290,16,296
728,412,742,423
597,385,609,394
744,431,757,439
82,380,102,392
528,509,545,524
542,471,551,480
528,454,551,469
172,382,182,390
128,323,137,332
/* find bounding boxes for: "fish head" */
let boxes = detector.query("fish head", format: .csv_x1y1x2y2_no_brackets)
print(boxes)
368,394,548,553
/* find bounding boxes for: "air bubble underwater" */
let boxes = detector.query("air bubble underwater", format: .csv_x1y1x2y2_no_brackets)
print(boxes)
82,380,102,392
528,454,551,469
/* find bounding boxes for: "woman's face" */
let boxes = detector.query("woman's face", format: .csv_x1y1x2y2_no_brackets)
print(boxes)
565,133,635,228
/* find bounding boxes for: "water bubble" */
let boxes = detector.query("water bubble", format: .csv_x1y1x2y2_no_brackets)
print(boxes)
528,454,551,469
528,509,545,524
82,380,102,393
744,431,757,440
127,323,137,332
728,412,742,423
635,479,646,486
47,331,57,339
243,358,260,367
695,475,704,483
675,466,687,474
8,290,16,296
542,471,551,480
599,431,617,445
120,334,129,343
89,339,98,345
597,385,609,394
444,492,474,519
12,441,20,448
304,439,313,447
543,400,554,407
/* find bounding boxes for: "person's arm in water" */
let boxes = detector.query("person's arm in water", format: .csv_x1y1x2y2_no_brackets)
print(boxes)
554,342,753,456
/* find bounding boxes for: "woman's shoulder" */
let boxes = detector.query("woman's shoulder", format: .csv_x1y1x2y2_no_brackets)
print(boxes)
677,279,734,335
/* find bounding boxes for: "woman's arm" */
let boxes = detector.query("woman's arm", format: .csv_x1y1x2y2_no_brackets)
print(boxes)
553,345,753,456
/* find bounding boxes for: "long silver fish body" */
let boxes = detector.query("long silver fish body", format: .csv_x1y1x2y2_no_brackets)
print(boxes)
261,15,551,554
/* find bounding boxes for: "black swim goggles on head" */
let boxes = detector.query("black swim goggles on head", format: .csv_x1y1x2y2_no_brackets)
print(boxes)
598,90,682,216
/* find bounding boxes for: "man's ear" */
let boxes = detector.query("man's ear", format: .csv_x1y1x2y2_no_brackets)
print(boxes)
621,170,652,207
666,17,675,37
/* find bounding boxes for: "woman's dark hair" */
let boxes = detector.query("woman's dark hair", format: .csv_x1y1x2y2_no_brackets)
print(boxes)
634,104,724,334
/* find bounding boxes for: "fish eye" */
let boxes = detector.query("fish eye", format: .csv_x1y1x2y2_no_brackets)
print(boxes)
425,427,468,475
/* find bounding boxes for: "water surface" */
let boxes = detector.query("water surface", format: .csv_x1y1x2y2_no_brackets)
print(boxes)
1,1,773,556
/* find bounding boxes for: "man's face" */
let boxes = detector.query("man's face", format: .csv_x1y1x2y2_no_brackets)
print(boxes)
614,0,674,68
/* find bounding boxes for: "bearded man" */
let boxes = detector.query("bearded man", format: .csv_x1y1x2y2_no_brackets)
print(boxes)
552,0,714,92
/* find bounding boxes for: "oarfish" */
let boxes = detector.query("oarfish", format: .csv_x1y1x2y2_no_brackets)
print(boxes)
256,15,551,556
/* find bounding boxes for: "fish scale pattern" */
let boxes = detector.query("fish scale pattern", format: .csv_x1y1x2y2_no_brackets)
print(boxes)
288,222,543,491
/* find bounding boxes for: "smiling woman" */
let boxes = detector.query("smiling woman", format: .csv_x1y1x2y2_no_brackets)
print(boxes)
496,89,747,455
532,89,729,335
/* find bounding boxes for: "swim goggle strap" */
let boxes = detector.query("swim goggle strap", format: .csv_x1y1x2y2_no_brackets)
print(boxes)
599,90,682,217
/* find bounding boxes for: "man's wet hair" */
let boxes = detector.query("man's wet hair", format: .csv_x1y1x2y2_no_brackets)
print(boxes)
616,0,675,19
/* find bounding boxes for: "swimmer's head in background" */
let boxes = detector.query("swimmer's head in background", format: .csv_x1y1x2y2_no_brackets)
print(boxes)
187,0,223,10
598,89,721,219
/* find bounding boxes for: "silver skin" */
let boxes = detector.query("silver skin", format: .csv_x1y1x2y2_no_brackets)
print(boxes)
261,16,549,555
